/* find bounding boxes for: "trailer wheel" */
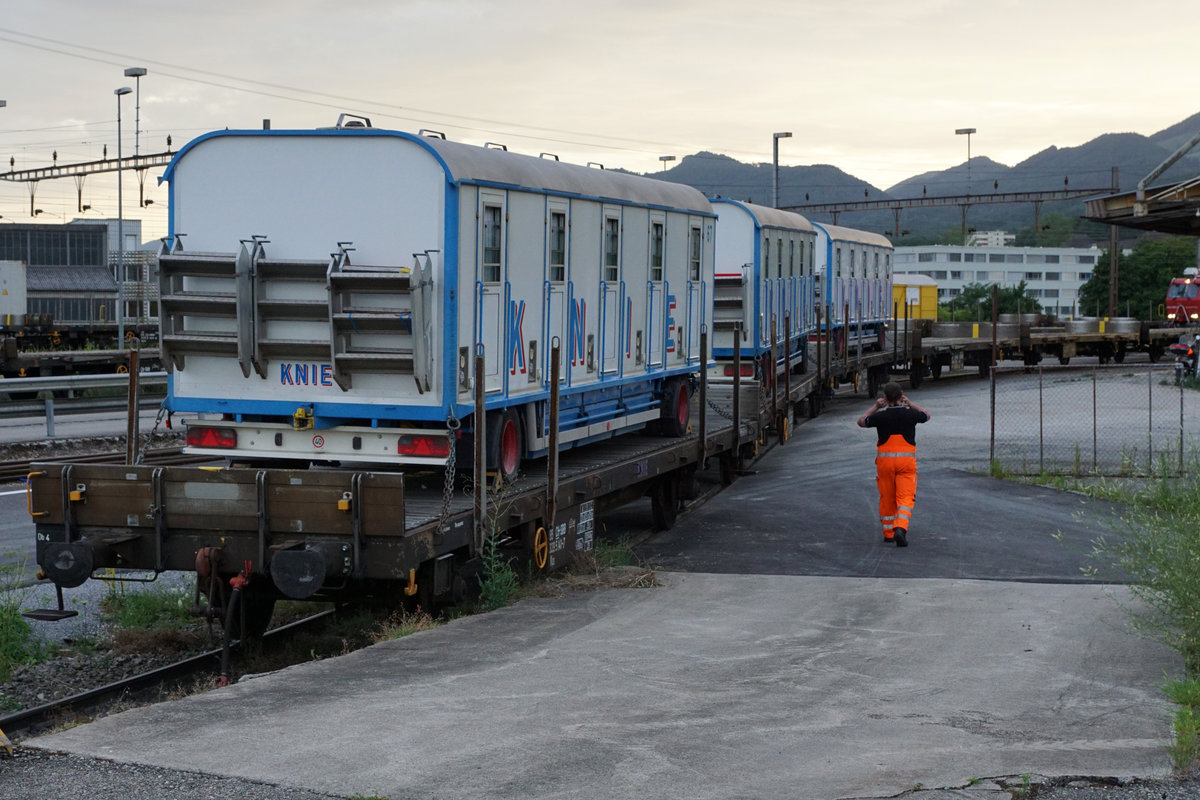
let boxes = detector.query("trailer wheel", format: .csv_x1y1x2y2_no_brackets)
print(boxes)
659,379,690,438
1149,345,1164,363
486,408,522,479
651,476,679,530
1058,356,1071,365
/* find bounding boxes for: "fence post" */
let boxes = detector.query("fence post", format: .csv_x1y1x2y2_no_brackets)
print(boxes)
1092,368,1098,474
989,364,995,467
1038,366,1044,474
1147,366,1153,476
1181,378,1186,476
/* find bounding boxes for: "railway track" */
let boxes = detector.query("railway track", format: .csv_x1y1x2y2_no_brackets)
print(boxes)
0,448,212,484
0,608,338,741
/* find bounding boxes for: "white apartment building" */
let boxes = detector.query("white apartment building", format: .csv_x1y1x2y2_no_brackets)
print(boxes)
892,244,1102,318
966,230,1015,248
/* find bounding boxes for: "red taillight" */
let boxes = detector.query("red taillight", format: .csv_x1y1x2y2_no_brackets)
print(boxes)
186,426,238,448
723,363,754,377
397,434,450,458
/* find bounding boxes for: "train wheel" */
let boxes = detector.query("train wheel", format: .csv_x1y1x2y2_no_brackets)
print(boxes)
719,452,736,486
650,476,679,530
659,379,690,438
909,362,923,389
486,409,522,480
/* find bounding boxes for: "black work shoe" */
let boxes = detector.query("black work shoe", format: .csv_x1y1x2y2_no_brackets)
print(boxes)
894,528,908,547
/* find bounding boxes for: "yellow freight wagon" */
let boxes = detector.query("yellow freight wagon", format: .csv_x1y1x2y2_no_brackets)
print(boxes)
893,274,938,320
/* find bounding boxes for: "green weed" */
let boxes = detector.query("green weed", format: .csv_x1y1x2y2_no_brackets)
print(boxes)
478,534,520,611
99,581,194,630
0,557,49,682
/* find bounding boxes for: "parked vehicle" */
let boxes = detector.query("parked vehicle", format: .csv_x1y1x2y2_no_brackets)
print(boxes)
1170,333,1199,383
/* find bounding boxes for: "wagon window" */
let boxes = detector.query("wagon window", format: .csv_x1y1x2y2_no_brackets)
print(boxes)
650,221,664,281
777,239,784,278
549,211,566,282
763,236,771,278
835,247,842,278
874,252,880,279
788,240,795,277
482,204,503,283
689,226,702,281
604,217,620,281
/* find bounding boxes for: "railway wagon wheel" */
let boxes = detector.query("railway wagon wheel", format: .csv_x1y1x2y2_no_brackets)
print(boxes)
650,475,680,530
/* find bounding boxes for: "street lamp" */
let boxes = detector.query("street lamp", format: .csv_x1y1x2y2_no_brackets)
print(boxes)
772,131,792,208
658,155,676,172
124,68,147,156
955,127,976,195
115,86,133,350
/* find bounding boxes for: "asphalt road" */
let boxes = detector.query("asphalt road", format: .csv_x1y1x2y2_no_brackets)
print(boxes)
636,392,1123,583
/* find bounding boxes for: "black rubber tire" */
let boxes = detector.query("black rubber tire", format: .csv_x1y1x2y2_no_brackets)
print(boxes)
659,379,690,438
486,408,522,479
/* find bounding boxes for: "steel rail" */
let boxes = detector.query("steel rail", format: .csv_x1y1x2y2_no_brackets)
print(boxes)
0,608,337,740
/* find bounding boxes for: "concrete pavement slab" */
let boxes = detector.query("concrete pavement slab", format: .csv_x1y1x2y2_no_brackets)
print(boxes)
31,572,1177,800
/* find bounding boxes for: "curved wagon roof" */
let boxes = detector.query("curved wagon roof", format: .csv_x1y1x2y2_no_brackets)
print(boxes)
710,198,815,233
163,128,713,215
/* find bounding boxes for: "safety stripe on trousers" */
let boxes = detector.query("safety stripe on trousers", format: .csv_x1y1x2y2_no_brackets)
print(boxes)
876,451,916,457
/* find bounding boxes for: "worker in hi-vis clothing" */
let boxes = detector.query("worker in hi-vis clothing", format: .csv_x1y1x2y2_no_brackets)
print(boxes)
857,381,931,548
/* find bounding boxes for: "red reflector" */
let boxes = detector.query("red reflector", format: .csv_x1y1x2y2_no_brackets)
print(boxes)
186,426,237,448
397,434,451,458
723,364,754,377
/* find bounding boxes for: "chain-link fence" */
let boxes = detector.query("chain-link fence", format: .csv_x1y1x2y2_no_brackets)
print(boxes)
990,364,1200,476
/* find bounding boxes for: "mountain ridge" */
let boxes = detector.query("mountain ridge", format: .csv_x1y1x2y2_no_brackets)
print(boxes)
651,112,1200,242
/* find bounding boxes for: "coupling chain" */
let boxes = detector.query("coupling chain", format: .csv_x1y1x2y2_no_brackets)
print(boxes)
705,394,735,422
438,414,460,532
135,404,170,466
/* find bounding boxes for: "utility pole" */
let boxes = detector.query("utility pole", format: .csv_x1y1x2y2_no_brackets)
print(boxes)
1108,166,1119,318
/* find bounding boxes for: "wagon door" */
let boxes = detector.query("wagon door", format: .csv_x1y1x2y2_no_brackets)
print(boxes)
545,203,569,384
600,208,621,375
646,215,667,368
477,193,506,393
685,220,707,364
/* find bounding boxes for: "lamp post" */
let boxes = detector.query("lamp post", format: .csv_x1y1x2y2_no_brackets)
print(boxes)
115,86,132,350
658,155,676,172
772,131,792,207
124,68,147,156
955,128,976,246
955,127,976,195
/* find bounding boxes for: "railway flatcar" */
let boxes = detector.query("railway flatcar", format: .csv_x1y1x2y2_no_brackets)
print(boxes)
709,200,817,382
158,120,714,478
812,222,893,351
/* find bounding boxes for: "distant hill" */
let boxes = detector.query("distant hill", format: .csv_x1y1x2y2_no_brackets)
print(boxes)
650,112,1200,243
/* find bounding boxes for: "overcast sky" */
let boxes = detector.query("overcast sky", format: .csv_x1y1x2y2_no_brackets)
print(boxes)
1,0,1196,240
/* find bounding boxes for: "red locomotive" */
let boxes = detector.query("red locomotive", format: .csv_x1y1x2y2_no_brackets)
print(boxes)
1165,268,1200,325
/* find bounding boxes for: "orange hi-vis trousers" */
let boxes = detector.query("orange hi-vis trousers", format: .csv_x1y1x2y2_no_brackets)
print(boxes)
876,434,917,539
